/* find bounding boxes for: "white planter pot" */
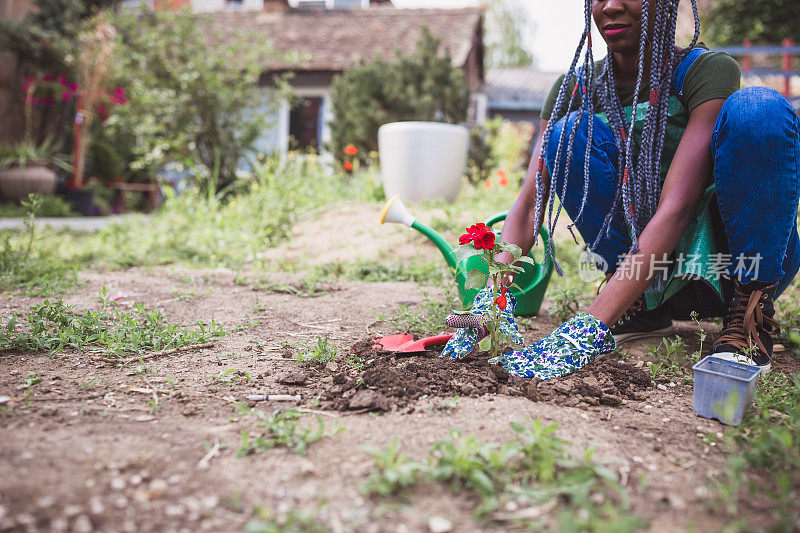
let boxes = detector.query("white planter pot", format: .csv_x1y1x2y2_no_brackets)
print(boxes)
0,165,57,201
378,121,468,203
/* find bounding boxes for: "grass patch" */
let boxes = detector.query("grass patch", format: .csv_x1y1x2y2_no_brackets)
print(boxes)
380,285,462,336
711,370,800,531
361,419,644,531
294,336,338,364
311,257,448,285
0,287,224,357
236,407,342,457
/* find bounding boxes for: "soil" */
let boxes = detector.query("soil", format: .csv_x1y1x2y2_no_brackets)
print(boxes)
1,202,798,532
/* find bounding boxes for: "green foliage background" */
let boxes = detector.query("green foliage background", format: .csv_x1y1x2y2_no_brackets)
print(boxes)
328,27,470,163
107,7,285,192
705,0,800,44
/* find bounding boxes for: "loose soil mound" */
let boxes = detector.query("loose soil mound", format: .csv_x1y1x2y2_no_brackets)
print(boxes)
307,339,653,412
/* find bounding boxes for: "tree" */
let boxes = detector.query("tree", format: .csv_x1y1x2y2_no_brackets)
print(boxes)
484,0,535,69
705,0,800,44
329,27,470,162
108,7,282,192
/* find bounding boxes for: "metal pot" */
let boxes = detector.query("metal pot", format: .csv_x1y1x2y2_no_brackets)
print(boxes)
0,164,57,201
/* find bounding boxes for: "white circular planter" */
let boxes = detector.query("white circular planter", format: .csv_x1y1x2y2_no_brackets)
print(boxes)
378,121,468,203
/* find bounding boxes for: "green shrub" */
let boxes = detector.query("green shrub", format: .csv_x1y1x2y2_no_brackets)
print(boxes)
329,27,469,164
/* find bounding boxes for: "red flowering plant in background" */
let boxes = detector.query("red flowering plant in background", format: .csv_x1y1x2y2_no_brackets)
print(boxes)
453,222,533,359
342,144,358,173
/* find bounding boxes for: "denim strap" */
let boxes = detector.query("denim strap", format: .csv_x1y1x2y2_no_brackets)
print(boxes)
673,47,708,97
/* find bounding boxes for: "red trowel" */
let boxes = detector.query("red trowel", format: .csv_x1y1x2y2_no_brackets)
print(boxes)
372,333,453,354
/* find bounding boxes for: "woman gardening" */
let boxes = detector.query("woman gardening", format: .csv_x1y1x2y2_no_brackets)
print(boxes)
441,0,800,379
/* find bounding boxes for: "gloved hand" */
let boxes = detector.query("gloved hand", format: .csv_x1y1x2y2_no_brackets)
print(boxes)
489,312,616,379
440,287,524,359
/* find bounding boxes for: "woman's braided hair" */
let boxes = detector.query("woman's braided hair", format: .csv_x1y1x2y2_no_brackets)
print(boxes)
535,0,701,276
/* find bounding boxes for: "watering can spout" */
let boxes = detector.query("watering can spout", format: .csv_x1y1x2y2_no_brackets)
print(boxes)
380,195,457,271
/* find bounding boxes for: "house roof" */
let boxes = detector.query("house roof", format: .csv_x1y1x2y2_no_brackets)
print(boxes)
485,68,561,111
200,7,483,72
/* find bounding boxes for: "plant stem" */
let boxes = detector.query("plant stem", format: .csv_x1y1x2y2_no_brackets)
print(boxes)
490,269,499,360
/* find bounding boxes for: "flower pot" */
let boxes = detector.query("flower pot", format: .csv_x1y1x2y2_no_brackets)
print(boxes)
0,164,57,201
378,121,469,203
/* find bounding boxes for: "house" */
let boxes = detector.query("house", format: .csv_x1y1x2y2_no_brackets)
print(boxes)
200,3,485,154
484,67,560,127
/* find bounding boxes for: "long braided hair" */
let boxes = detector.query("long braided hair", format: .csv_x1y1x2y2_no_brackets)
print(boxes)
535,0,701,276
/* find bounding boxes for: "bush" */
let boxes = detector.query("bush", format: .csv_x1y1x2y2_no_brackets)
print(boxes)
108,7,285,194
329,27,470,164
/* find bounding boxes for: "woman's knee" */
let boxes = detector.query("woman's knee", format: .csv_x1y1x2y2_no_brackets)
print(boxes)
715,86,798,140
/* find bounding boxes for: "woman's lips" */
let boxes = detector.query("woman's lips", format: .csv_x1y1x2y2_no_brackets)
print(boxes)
604,26,629,37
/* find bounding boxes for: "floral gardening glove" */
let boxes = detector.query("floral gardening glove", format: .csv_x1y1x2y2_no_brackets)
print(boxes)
440,287,524,359
489,312,616,379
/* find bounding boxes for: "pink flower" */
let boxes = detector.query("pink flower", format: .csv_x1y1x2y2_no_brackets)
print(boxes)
61,91,72,101
58,73,67,86
68,82,78,92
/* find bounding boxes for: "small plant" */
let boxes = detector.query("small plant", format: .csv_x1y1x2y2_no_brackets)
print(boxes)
236,408,340,457
550,288,581,323
0,287,224,357
380,287,459,336
295,336,337,364
360,439,424,497
344,352,366,373
648,336,689,382
690,310,707,361
245,505,329,533
22,372,42,404
452,222,534,359
212,368,251,385
430,396,460,414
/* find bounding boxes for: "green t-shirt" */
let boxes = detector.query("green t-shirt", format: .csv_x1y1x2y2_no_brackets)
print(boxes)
541,48,741,122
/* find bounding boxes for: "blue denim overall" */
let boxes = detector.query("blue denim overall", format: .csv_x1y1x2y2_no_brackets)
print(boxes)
545,49,800,318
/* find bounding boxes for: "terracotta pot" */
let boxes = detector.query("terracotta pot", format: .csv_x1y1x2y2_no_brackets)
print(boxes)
0,164,57,201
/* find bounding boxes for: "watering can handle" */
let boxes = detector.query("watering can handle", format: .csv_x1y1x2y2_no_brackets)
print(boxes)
484,211,551,265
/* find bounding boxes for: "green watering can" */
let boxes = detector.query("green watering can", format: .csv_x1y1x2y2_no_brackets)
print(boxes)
379,195,553,316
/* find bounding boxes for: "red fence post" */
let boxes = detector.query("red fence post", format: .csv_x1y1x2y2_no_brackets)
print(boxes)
742,38,751,73
783,38,793,97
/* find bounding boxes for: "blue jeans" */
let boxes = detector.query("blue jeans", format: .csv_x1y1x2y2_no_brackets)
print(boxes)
546,86,800,310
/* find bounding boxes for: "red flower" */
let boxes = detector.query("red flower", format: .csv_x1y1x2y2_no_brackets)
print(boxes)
96,104,109,122
344,144,358,156
61,90,72,101
460,222,496,250
110,87,127,105
68,82,78,92
497,169,508,187
495,287,508,310
485,180,492,188
343,161,353,172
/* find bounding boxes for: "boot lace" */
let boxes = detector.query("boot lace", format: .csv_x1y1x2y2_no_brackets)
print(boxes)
716,287,780,355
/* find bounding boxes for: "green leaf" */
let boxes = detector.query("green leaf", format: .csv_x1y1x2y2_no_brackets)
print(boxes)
453,245,483,265
517,255,535,264
464,270,488,290
509,282,521,291
478,336,492,351
498,242,523,261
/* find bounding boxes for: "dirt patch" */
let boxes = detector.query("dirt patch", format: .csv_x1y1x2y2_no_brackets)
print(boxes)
305,339,653,412
525,358,652,407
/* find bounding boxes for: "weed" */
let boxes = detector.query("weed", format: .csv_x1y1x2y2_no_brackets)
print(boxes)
245,505,329,533
211,369,251,385
22,372,41,404
429,396,460,414
171,288,197,301
689,311,707,361
295,336,337,364
380,287,461,337
0,287,224,358
258,278,328,298
0,194,77,296
647,336,690,382
360,439,424,497
711,371,800,530
79,376,110,390
549,288,581,323
361,419,643,530
312,258,447,285
344,352,366,373
236,408,340,457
